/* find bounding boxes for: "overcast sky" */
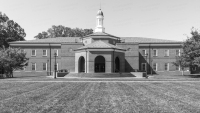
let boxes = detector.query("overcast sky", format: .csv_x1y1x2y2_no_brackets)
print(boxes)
1,0,200,41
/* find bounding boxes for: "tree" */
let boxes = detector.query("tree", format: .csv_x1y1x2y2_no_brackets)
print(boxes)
172,55,189,75
0,12,26,48
34,25,93,39
0,47,29,78
181,28,200,68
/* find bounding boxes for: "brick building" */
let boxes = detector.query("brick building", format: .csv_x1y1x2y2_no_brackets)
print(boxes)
9,9,188,76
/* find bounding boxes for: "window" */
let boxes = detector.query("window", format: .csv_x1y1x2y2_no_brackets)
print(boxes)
142,50,146,56
43,50,47,56
21,49,25,53
176,49,180,56
32,63,36,71
43,63,47,71
176,65,180,71
141,63,146,71
153,50,158,57
153,63,157,71
54,49,58,56
164,50,169,56
31,50,36,56
164,63,169,71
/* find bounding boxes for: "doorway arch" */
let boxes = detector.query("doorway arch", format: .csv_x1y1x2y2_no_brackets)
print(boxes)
78,56,85,72
94,56,105,72
115,57,120,72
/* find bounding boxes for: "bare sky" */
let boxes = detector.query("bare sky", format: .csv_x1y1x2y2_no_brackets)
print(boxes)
1,0,200,41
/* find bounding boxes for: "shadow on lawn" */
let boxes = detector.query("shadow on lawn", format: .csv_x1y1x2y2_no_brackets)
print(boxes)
183,74,200,78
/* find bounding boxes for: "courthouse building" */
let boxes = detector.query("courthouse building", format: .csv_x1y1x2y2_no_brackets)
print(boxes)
9,9,187,76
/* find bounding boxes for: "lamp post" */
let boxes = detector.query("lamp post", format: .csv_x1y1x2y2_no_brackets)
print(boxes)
145,53,148,78
47,59,49,76
54,53,57,79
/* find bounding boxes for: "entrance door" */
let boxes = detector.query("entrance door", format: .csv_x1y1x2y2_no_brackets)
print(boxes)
95,56,105,73
115,57,120,72
79,56,85,72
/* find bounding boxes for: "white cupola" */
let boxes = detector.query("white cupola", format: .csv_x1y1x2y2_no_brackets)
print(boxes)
95,9,105,32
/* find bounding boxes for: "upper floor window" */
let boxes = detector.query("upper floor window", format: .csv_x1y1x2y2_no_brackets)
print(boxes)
176,49,180,56
164,50,169,57
153,50,158,57
31,50,36,56
142,50,147,56
32,63,36,71
43,50,47,56
54,49,58,56
55,63,58,70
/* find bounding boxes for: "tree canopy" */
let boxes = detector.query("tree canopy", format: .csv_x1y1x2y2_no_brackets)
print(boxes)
181,28,200,67
173,28,200,74
34,25,93,39
0,12,26,48
0,47,29,78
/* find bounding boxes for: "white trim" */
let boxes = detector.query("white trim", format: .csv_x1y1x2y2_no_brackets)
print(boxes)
54,49,58,56
164,63,169,71
164,50,169,56
43,63,47,71
142,50,146,56
32,63,36,71
153,49,158,56
43,50,47,56
153,63,157,71
31,50,36,56
176,49,181,56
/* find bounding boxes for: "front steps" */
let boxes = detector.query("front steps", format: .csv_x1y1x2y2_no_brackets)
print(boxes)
63,73,136,78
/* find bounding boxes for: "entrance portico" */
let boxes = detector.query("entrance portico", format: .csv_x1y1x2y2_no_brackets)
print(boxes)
74,40,126,73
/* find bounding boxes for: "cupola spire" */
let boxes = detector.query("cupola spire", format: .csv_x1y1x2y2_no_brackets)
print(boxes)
95,9,105,32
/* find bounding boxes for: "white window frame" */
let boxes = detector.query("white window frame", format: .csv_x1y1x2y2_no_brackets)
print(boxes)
32,63,36,71
43,63,47,71
31,50,36,56
164,50,169,57
176,65,180,71
141,63,147,71
164,63,169,71
142,50,146,56
153,49,158,57
54,49,58,56
176,49,180,56
43,50,47,56
153,63,157,71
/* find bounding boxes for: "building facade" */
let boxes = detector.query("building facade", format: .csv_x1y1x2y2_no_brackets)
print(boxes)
9,9,188,76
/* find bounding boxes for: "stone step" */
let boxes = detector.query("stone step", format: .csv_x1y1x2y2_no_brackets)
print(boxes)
64,73,135,78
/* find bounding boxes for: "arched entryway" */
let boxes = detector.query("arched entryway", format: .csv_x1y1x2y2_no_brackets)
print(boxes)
115,57,120,72
95,56,105,72
78,56,85,72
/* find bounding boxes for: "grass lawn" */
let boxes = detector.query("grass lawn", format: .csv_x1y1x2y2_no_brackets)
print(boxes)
0,81,200,113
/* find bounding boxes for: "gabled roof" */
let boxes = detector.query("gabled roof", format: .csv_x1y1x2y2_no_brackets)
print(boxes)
82,32,120,39
75,40,125,51
9,37,81,44
120,37,182,43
